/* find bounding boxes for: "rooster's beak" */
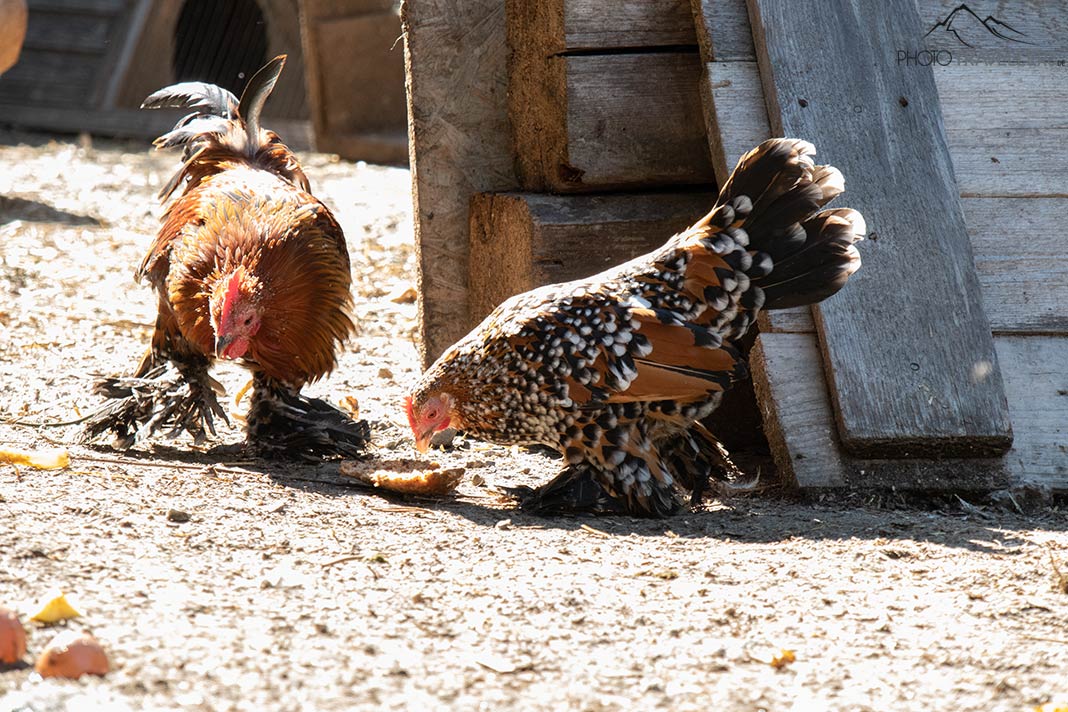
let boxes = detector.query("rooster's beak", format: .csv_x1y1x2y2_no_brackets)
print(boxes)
215,334,235,359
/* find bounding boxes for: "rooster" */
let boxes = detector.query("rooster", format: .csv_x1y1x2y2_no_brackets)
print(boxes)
407,139,863,516
84,55,369,457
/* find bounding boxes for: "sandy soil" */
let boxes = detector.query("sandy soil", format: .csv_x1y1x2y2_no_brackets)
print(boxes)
0,132,1066,712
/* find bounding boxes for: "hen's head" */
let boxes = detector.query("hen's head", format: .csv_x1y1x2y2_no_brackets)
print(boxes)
405,390,455,453
210,266,263,360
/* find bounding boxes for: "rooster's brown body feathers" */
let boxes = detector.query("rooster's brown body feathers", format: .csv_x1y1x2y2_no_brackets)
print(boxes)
85,56,368,457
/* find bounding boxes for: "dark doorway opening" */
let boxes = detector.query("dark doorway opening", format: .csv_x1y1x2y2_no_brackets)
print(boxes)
173,0,269,98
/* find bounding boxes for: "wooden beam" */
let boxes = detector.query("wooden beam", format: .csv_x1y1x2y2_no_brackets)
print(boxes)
508,52,714,192
753,333,1066,491
748,0,1012,458
402,0,517,366
468,191,715,320
689,0,755,61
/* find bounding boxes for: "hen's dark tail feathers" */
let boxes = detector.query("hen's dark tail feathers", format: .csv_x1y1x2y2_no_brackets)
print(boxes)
141,55,300,199
710,138,864,310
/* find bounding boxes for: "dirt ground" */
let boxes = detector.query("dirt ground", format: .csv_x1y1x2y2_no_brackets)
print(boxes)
0,132,1066,712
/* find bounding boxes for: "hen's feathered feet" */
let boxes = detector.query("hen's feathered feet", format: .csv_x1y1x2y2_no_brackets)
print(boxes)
503,464,632,516
504,461,683,518
245,372,369,460
80,362,228,449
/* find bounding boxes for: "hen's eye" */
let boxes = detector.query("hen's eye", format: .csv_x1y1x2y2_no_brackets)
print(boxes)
244,317,253,326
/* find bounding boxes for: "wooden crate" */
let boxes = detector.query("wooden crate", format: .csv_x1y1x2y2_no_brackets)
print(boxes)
506,0,714,192
301,0,408,163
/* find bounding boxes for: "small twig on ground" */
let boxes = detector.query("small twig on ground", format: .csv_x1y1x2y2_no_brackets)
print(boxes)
320,554,364,568
1021,635,1068,645
1047,544,1068,594
579,523,611,538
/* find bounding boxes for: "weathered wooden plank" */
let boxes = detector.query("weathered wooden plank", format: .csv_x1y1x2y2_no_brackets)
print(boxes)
967,197,1068,334
690,0,755,61
752,333,1066,491
698,61,768,187
402,0,518,365
759,197,1068,336
509,52,714,192
697,60,1068,334
303,0,396,20
506,0,696,55
749,0,1012,458
304,10,408,160
0,49,98,106
22,8,111,54
30,0,125,15
468,191,716,320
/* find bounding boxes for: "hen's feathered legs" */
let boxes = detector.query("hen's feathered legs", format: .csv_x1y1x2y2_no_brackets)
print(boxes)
80,355,227,449
506,455,683,518
245,371,369,459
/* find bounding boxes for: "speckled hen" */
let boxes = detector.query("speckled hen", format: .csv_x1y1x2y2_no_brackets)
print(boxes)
82,56,369,458
407,139,864,516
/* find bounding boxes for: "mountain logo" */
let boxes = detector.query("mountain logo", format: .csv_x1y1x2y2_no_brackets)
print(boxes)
924,4,1034,47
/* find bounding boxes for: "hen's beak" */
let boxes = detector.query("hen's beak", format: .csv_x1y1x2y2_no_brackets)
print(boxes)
414,430,432,454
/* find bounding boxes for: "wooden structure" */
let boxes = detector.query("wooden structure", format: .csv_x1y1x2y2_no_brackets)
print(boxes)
406,0,1068,493
0,0,408,162
0,0,309,144
302,0,407,163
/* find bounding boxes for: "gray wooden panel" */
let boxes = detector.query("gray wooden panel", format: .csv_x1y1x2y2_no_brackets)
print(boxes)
510,51,715,192
507,0,696,54
690,0,755,61
753,332,1065,491
698,61,768,186
749,0,1012,458
403,0,518,365
563,0,696,50
23,9,112,53
564,53,714,190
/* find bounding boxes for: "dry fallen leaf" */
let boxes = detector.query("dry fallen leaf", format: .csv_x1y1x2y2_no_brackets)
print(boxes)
0,446,70,470
34,630,109,679
748,647,796,669
0,606,27,665
389,285,418,304
339,395,360,419
30,591,82,624
769,649,796,669
340,459,463,496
